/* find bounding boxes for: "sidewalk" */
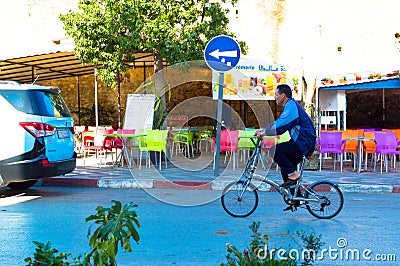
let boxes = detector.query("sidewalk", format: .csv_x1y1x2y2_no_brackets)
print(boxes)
40,154,400,193
38,153,400,193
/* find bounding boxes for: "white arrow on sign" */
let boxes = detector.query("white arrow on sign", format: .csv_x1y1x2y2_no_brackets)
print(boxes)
209,49,238,59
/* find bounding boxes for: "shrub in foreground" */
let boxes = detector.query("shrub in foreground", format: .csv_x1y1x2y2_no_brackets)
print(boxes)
24,200,140,266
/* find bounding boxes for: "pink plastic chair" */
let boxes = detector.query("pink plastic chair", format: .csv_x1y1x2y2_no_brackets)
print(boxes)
261,136,278,165
212,130,239,169
114,128,136,166
117,128,135,135
374,132,400,173
116,128,136,148
318,131,345,172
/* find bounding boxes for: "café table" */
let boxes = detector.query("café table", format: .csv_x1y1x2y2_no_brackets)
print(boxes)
104,132,146,168
345,136,374,173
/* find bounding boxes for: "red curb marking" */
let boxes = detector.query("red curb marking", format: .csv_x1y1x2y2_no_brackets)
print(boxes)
269,183,310,192
41,178,98,188
393,186,400,193
153,180,212,190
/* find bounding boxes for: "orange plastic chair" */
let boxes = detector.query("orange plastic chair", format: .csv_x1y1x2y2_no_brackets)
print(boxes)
341,129,360,170
391,129,400,149
362,131,376,170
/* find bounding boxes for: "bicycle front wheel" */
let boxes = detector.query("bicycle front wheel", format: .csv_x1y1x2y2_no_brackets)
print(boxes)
221,180,258,218
305,181,344,219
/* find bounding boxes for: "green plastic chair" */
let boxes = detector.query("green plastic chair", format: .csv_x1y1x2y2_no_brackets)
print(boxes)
130,129,146,168
196,130,213,152
172,131,194,158
277,131,291,143
138,130,168,170
238,130,256,163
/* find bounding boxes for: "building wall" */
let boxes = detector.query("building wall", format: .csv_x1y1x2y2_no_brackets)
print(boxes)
39,67,154,128
2,0,400,128
38,66,277,129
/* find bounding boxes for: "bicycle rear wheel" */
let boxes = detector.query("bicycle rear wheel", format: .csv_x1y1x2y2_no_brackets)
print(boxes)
221,180,258,218
305,181,344,219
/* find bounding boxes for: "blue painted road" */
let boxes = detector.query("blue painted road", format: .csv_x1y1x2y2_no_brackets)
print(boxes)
0,187,399,265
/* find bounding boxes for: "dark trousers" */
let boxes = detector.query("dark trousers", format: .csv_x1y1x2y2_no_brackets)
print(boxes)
270,139,303,182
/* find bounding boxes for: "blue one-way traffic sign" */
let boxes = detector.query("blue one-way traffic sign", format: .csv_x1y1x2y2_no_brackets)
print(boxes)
204,35,241,72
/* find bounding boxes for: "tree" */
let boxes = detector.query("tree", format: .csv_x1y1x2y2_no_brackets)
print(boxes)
60,0,247,128
60,0,247,79
60,0,247,126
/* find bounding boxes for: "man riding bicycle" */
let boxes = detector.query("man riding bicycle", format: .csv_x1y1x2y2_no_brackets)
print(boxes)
256,84,316,188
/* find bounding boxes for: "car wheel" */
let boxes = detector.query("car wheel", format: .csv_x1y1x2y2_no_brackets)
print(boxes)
7,180,38,190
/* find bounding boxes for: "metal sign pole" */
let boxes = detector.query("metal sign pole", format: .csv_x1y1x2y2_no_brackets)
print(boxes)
214,72,224,177
203,35,241,176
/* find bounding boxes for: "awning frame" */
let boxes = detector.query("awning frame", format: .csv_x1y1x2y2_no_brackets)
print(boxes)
0,51,160,84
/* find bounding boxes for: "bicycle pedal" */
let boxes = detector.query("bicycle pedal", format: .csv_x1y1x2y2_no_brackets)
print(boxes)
283,205,298,212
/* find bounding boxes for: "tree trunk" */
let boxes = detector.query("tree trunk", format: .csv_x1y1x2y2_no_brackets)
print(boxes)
153,50,166,129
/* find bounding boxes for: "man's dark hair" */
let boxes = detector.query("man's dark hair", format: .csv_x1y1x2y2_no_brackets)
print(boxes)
277,84,292,98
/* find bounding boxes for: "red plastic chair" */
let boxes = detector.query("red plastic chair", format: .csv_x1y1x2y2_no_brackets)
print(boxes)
318,131,345,172
374,132,400,173
83,129,112,166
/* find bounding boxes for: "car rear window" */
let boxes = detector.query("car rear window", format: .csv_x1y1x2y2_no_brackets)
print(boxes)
0,90,72,117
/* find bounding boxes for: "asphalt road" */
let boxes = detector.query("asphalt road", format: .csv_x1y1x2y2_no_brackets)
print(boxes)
0,187,399,265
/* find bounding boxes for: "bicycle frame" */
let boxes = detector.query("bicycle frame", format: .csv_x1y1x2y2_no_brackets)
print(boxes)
222,135,344,219
239,137,322,204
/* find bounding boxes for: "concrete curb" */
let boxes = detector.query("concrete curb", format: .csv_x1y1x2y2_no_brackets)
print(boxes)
41,177,400,193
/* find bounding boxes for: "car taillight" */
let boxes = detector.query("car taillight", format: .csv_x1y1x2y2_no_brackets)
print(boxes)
41,158,55,167
19,122,57,138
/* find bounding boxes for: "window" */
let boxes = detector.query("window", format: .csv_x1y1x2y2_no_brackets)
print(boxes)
0,90,71,117
31,90,72,117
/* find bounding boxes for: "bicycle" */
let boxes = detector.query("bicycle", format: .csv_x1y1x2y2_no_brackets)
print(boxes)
221,136,344,219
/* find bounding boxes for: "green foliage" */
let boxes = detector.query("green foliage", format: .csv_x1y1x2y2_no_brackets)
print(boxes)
221,221,296,266
60,0,248,86
85,200,140,265
24,201,140,266
221,222,325,266
24,241,72,266
295,229,325,266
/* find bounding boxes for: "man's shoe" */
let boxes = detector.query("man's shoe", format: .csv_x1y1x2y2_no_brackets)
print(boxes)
283,205,293,211
280,172,300,187
288,171,300,180
280,178,298,187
